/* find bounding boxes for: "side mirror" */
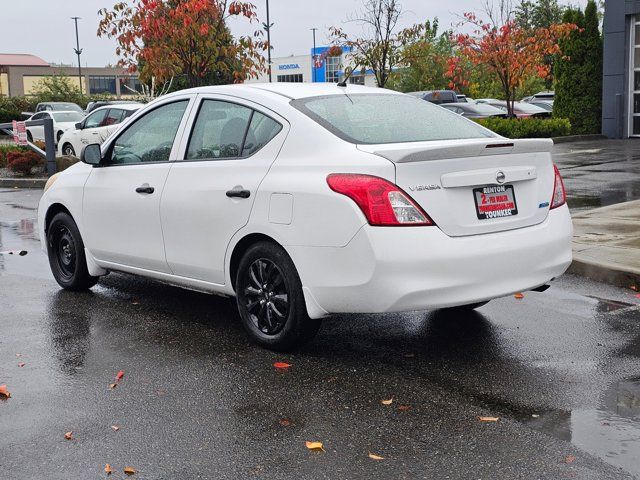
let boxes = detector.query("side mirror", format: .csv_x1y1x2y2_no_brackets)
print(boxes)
75,122,83,130
81,144,102,166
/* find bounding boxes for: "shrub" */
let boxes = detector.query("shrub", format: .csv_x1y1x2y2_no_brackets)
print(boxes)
56,156,79,172
0,144,30,167
475,117,572,138
7,150,45,176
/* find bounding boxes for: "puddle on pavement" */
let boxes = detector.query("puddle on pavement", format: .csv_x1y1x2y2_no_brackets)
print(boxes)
0,217,51,279
586,296,635,314
522,377,640,476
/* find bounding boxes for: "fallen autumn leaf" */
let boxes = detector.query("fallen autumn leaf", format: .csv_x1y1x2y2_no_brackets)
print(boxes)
305,441,325,452
478,416,499,422
274,362,291,370
279,419,292,427
124,466,137,475
368,453,384,460
111,425,120,431
108,383,118,390
116,370,125,381
398,405,411,411
105,464,113,475
565,455,576,464
64,431,73,440
514,292,524,299
381,398,393,405
0,384,11,399
18,362,25,368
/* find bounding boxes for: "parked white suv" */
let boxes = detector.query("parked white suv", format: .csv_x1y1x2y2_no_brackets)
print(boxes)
57,104,141,157
39,84,572,350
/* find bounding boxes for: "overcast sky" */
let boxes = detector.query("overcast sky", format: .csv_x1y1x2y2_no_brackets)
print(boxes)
1,0,588,67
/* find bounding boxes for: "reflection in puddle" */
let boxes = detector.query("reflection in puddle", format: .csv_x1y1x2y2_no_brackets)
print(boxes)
524,378,640,476
587,296,635,314
0,217,51,278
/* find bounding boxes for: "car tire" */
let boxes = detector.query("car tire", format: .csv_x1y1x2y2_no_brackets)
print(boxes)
47,212,99,291
57,131,63,143
441,301,490,313
27,131,33,143
235,241,322,351
62,143,76,157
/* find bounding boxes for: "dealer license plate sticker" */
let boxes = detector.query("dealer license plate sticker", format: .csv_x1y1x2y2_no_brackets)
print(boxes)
473,185,518,220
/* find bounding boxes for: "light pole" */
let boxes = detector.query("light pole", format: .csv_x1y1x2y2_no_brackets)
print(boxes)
263,0,273,82
71,17,83,93
311,27,318,83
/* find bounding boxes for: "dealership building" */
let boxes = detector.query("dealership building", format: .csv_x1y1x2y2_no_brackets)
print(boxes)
603,1,640,138
249,46,378,86
0,53,141,98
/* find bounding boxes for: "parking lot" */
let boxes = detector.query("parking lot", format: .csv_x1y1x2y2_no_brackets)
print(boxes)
1,175,640,478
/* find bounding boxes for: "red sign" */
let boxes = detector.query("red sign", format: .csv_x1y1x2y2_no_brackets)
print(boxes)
12,120,28,146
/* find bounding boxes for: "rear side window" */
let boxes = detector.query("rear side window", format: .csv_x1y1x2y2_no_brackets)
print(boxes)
291,94,494,144
242,111,282,156
186,100,281,160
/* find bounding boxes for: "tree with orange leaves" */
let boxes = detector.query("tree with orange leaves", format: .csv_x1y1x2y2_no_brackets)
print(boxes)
447,11,576,117
98,0,267,88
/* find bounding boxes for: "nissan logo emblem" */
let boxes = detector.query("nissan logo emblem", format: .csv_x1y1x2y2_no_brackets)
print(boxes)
496,171,506,184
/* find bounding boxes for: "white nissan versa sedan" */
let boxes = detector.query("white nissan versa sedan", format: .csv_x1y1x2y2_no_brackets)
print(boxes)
38,83,572,350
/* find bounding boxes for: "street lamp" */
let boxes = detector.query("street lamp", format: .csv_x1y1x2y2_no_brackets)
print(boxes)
262,0,273,83
311,27,318,83
71,17,83,93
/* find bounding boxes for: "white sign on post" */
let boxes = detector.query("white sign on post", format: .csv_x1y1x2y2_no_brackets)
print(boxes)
12,120,28,146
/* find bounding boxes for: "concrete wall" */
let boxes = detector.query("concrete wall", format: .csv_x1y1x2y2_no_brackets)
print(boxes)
602,0,640,137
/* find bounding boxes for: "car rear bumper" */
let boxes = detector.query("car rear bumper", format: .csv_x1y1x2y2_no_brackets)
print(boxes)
288,205,572,317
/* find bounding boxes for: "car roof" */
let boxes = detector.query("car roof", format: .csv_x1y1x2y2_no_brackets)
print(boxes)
162,83,402,101
90,104,141,113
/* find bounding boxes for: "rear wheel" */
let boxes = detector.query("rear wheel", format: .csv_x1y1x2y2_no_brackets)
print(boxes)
235,242,321,351
47,212,98,291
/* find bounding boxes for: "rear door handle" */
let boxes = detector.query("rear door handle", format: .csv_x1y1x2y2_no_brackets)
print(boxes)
136,185,155,194
226,189,251,199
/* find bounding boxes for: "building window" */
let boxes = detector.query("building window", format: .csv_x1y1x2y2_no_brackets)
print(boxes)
632,18,640,136
348,75,365,85
277,74,303,83
119,77,142,94
89,76,117,95
325,56,340,83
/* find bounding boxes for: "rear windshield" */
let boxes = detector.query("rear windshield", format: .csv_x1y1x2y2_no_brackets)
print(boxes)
291,94,494,144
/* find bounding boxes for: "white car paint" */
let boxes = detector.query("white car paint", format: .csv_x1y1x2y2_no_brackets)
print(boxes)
57,104,141,157
26,110,84,144
38,83,572,322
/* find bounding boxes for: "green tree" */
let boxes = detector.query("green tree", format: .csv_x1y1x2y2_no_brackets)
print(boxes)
515,0,565,30
386,19,454,92
554,1,602,134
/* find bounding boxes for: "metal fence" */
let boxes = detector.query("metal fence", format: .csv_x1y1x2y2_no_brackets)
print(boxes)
0,118,56,175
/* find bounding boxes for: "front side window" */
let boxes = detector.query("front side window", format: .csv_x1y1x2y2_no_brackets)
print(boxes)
108,100,189,165
291,94,494,144
186,100,253,160
84,109,108,129
103,109,125,126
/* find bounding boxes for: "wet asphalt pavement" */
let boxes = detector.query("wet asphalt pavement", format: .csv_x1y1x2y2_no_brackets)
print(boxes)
555,138,640,211
2,143,640,479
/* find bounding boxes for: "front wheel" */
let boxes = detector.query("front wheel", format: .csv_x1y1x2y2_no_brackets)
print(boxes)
235,242,322,351
47,212,99,291
62,143,76,157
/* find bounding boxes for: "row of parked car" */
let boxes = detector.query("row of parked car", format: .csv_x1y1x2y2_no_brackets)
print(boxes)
23,101,142,157
408,90,555,119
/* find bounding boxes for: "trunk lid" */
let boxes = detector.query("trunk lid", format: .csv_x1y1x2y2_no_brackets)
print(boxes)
357,138,556,237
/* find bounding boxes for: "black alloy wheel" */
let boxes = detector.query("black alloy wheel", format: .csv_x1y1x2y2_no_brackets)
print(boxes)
235,242,322,351
62,143,76,157
47,212,99,290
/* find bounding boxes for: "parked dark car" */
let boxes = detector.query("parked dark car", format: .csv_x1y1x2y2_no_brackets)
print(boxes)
441,102,507,119
476,99,551,118
85,100,143,114
408,90,459,105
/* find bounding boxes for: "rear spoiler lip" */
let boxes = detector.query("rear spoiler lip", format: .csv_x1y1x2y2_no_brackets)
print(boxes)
358,138,554,163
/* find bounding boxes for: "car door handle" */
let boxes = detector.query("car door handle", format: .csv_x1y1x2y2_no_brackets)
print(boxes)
135,185,155,194
226,189,251,199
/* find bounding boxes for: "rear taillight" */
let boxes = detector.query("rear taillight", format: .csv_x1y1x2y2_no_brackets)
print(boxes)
326,174,433,226
550,164,566,209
